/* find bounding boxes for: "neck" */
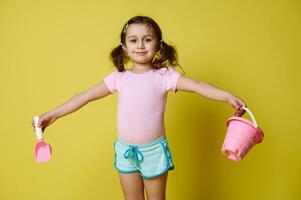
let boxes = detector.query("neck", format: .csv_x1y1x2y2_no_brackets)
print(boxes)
130,62,153,72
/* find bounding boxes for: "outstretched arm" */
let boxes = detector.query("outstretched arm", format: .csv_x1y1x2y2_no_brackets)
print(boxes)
176,75,246,115
32,81,111,131
49,81,111,119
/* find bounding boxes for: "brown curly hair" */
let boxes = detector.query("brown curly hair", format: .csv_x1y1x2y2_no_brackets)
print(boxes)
110,15,185,74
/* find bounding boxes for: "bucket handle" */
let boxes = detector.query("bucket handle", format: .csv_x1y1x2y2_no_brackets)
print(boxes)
241,107,258,128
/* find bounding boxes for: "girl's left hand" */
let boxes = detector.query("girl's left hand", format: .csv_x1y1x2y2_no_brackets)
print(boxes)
227,93,247,117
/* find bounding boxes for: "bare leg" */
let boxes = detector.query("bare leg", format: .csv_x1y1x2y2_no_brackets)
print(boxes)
143,172,168,200
118,172,145,200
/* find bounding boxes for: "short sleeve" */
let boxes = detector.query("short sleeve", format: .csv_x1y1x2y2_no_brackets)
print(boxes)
161,67,182,93
103,71,120,93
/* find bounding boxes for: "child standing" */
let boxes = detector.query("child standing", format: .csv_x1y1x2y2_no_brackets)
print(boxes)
32,16,246,200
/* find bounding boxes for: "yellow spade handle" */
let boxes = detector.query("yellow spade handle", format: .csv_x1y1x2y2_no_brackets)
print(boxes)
34,116,43,140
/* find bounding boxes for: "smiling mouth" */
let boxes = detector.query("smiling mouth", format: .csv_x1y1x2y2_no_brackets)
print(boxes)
136,52,147,56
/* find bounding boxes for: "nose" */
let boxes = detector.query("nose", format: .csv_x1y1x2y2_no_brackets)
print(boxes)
137,40,145,49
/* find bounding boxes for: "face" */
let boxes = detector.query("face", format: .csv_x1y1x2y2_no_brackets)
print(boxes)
122,23,158,65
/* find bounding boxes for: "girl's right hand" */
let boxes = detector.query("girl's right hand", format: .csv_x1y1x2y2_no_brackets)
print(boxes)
31,112,57,132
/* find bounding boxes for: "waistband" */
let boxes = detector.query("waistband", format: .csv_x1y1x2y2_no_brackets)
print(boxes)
117,135,166,148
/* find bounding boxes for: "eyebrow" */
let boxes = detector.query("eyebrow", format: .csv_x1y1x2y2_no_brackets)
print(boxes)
127,35,154,39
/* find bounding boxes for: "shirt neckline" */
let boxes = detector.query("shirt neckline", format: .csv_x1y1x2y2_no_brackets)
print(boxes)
126,69,154,76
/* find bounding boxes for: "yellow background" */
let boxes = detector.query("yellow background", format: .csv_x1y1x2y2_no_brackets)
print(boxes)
1,0,300,199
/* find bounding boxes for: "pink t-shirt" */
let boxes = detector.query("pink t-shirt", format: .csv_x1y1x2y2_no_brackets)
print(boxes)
103,67,182,144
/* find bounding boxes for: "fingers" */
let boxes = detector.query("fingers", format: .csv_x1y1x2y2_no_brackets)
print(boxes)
38,121,42,128
31,119,41,127
228,94,248,117
239,100,246,108
234,106,246,117
31,116,44,132
231,97,247,117
235,98,246,108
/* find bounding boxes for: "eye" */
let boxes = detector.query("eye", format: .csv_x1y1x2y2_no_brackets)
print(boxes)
145,38,152,42
130,39,137,43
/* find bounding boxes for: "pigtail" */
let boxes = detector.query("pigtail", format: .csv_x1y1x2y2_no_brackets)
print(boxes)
153,41,186,75
110,44,127,72
161,41,178,67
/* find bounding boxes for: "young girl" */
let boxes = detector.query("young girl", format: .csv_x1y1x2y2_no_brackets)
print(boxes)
32,16,246,200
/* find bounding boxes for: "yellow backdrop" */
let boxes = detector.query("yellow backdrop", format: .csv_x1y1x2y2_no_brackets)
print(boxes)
1,0,300,199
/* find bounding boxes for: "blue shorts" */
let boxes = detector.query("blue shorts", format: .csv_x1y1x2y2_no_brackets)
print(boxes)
114,135,175,179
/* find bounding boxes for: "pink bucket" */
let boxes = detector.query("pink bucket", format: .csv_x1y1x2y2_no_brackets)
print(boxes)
221,107,264,161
